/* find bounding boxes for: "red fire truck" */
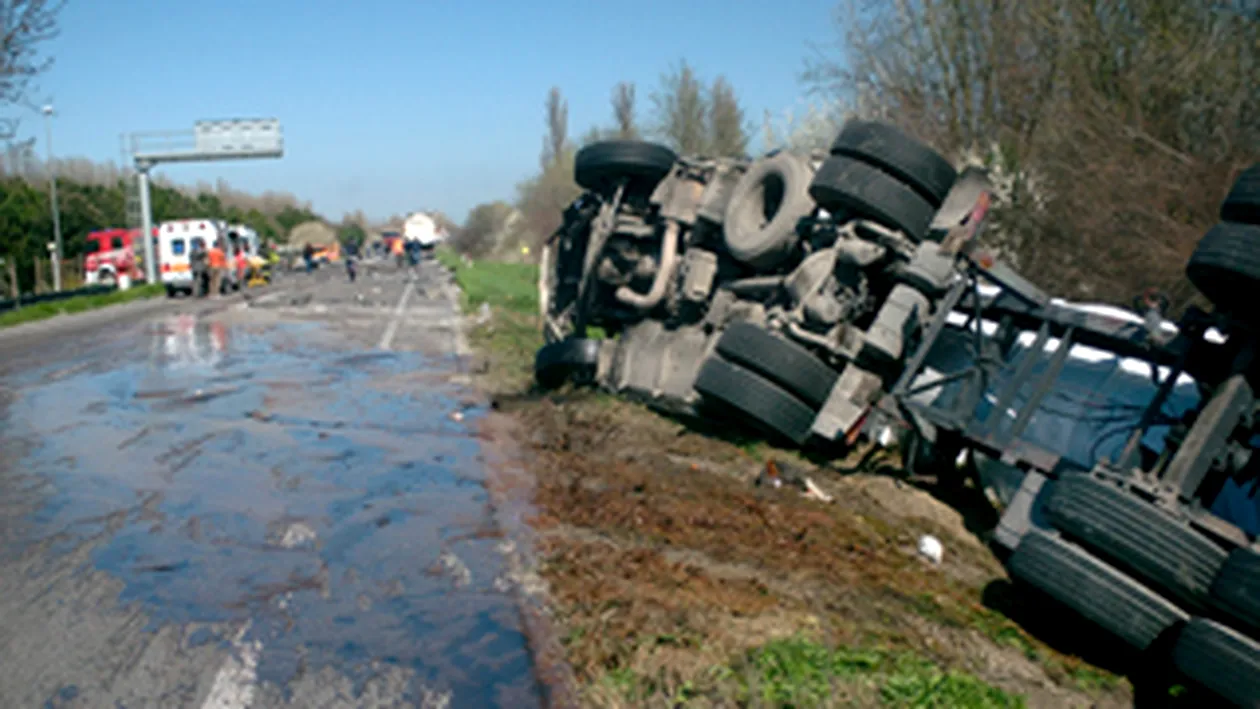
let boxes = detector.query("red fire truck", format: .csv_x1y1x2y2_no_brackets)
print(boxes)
84,227,159,286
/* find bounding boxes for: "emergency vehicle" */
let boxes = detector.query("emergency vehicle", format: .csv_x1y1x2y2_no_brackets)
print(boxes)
157,219,227,297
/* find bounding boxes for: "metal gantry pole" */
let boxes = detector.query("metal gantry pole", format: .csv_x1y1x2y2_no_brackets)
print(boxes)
43,106,63,292
138,165,157,285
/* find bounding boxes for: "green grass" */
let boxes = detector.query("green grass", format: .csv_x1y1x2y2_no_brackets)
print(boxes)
598,637,1026,708
737,638,1024,708
0,284,165,329
436,245,539,314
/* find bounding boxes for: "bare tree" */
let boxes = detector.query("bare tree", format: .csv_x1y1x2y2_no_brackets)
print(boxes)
0,0,64,139
541,87,569,169
651,60,708,154
517,87,582,254
805,0,1259,306
612,82,638,139
707,76,749,157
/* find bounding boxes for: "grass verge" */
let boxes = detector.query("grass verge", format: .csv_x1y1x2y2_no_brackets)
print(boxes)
0,283,165,329
438,250,1174,707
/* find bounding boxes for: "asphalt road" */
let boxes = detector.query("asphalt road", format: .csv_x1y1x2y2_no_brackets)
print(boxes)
0,260,542,708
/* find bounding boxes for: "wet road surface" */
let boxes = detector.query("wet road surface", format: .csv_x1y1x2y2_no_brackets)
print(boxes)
0,261,541,708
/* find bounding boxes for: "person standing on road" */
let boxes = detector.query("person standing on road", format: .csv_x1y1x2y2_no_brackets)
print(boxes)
343,240,358,283
303,243,316,274
189,239,208,297
207,239,227,299
391,237,405,269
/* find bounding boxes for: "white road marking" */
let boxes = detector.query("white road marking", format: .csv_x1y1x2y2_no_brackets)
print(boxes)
378,281,415,351
201,622,261,709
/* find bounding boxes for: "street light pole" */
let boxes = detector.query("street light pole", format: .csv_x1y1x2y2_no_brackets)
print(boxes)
42,104,63,292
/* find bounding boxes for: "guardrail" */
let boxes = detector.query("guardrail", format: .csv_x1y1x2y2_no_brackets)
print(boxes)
0,284,118,315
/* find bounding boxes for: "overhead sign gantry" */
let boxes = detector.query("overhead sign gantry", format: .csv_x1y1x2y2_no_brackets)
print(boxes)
123,118,284,283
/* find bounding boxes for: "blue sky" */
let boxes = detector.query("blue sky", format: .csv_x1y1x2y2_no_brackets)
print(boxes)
26,0,841,224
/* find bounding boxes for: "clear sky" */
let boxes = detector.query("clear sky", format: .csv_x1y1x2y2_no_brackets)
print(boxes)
27,0,841,224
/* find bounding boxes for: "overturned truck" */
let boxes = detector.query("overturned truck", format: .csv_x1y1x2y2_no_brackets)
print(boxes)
534,118,1260,704
536,119,995,448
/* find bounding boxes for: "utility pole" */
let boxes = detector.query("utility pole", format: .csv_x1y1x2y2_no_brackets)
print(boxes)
138,164,156,284
42,105,63,292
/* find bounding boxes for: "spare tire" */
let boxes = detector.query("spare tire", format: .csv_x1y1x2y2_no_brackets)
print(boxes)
722,152,816,270
1185,221,1260,316
574,141,678,198
1221,164,1260,225
809,156,937,242
830,120,957,207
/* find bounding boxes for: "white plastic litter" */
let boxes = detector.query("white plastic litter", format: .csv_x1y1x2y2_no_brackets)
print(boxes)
918,534,944,565
802,477,834,503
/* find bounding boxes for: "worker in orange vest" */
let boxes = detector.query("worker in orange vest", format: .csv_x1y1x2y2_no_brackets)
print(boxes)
207,240,227,298
390,237,405,268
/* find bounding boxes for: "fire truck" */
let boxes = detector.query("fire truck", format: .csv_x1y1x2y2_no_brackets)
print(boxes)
83,227,159,286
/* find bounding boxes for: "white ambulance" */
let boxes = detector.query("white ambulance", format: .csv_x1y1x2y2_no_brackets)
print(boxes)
158,219,226,297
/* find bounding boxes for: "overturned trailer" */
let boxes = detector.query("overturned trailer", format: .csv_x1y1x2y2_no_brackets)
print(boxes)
868,165,1260,706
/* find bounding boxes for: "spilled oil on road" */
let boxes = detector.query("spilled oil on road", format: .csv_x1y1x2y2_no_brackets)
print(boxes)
0,311,541,707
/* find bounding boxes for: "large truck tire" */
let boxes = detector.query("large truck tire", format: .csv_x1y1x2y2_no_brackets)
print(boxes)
574,140,678,199
694,357,816,445
1221,163,1260,225
1045,472,1227,611
809,156,937,243
1210,548,1260,634
829,120,957,208
1008,530,1189,651
714,322,838,409
1171,617,1260,708
1185,221,1260,319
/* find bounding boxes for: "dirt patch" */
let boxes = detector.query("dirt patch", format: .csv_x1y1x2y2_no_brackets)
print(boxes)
456,296,1144,707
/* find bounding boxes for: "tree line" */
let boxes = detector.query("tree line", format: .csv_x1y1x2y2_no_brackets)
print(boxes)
0,167,323,291
453,60,753,259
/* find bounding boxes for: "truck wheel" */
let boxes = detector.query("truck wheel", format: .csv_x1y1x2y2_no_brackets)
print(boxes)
1185,221,1260,319
1221,163,1260,225
1210,548,1260,634
829,120,957,208
165,284,176,299
1171,618,1260,708
574,140,678,199
714,322,838,409
534,338,601,390
1045,472,1227,610
694,356,816,445
722,152,815,270
809,156,937,243
1008,529,1189,651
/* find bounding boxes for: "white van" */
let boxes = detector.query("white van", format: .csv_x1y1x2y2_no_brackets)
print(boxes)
158,218,225,297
